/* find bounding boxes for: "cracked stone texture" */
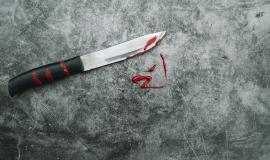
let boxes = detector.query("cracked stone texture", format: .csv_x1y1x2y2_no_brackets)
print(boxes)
0,0,270,160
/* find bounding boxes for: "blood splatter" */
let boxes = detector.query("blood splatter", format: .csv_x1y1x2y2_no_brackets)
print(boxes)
129,36,168,89
131,75,163,89
31,71,42,86
160,53,167,78
144,64,157,72
141,84,164,89
131,54,168,89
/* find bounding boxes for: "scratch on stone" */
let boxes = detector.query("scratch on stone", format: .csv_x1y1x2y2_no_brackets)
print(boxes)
12,0,18,25
225,130,229,160
17,136,21,160
267,75,270,88
182,119,200,160
200,134,209,159
13,99,37,125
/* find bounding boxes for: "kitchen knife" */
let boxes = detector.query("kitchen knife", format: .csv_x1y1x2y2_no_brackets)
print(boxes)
8,31,166,97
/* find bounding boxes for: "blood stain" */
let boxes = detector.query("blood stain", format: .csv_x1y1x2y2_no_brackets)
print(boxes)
127,50,147,59
127,35,158,59
144,35,157,50
155,39,162,46
76,96,81,101
131,75,163,89
144,64,157,72
160,53,167,78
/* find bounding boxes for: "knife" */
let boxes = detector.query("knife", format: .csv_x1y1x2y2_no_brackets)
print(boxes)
8,31,166,97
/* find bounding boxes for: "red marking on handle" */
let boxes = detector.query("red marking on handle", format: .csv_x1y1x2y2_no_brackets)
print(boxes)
144,64,157,72
44,69,53,81
32,71,42,86
60,60,69,75
160,53,167,78
131,75,163,89
144,35,157,50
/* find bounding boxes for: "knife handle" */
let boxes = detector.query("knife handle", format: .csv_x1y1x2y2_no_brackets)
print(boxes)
8,56,84,97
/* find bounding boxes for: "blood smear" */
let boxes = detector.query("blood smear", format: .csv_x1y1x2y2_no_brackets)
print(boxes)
127,50,147,59
160,53,167,78
131,75,163,89
144,35,157,50
127,35,158,59
155,39,162,46
144,64,157,72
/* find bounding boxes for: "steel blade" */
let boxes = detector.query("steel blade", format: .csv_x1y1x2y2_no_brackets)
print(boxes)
80,31,166,71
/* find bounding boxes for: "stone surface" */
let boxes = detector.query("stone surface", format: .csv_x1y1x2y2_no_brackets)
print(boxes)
1,0,270,160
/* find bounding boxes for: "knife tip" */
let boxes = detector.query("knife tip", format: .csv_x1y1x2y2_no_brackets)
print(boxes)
158,31,166,39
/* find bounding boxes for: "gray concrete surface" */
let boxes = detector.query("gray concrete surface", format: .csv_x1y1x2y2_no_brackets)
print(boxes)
1,0,270,160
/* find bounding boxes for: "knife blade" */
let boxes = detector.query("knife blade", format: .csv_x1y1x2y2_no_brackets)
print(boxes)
8,31,166,97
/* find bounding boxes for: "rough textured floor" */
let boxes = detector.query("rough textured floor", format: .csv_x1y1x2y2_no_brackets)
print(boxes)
1,0,270,160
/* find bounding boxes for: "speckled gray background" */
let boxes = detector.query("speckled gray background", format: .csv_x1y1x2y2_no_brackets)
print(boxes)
0,0,270,160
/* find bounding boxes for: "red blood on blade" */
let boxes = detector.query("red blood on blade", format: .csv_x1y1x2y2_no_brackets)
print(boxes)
144,35,157,50
155,39,162,46
160,53,167,78
144,64,157,72
131,75,163,89
127,35,158,59
127,50,147,59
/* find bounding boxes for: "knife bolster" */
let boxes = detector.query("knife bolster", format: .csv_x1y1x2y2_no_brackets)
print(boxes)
8,56,83,97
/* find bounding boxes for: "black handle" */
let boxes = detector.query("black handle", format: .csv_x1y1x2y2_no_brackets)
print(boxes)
8,56,84,97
